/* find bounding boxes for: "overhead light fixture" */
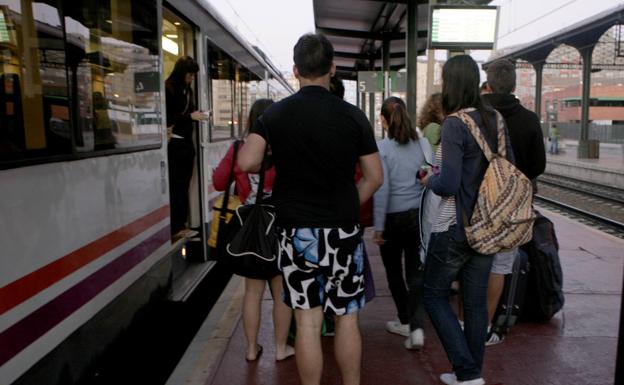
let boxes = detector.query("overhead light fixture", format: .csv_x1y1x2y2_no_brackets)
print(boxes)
162,36,179,55
105,19,112,24
114,94,120,98
165,34,178,39
174,22,181,26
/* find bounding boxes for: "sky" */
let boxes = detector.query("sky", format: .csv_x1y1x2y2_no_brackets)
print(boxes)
204,0,624,72
204,0,315,72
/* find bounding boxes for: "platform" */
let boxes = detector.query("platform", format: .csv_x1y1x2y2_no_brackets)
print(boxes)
168,207,623,385
546,140,624,189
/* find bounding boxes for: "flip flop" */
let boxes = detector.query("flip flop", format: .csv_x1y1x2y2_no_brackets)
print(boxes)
245,344,263,362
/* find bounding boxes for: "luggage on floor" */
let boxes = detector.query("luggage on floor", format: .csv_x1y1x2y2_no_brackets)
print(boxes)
492,249,530,335
521,211,564,322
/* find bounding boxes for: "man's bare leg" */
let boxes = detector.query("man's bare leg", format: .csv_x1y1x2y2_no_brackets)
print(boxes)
334,312,362,385
487,273,505,322
295,307,324,385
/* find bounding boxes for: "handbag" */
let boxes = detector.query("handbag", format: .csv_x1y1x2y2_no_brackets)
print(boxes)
208,141,241,249
220,144,280,279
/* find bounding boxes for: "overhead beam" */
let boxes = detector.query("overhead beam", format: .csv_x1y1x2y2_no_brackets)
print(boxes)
334,51,406,60
316,27,404,41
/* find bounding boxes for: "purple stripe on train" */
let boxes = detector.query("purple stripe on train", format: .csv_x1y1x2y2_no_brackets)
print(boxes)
0,226,170,366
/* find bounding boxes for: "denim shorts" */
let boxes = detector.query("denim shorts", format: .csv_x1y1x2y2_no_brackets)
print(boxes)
490,248,518,275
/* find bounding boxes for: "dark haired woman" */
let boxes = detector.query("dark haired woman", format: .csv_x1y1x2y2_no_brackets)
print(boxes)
373,96,432,350
166,56,209,237
417,93,444,154
420,55,514,385
212,99,294,363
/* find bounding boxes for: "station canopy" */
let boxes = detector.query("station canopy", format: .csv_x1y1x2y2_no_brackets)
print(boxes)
313,0,492,80
484,3,624,70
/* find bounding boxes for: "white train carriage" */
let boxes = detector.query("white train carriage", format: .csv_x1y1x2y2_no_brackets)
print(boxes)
0,1,292,384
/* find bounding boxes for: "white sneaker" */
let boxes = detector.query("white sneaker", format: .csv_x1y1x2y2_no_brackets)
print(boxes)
440,373,457,385
485,330,504,346
440,373,485,385
404,328,424,350
385,320,410,337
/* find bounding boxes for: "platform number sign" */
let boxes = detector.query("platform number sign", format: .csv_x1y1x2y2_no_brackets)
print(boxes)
358,71,383,93
358,71,406,93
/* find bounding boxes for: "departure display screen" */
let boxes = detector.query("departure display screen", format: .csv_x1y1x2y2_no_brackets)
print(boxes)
429,6,498,50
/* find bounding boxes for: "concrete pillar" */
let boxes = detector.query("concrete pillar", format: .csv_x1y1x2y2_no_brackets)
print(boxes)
578,46,595,158
533,62,544,121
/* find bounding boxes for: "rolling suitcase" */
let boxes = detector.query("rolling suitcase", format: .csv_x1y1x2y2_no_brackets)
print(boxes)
491,248,530,335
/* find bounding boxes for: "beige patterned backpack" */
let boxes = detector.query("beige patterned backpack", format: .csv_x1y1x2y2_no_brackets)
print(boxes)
450,109,535,255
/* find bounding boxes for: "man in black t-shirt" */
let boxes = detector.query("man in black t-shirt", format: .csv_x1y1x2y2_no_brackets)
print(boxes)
239,33,382,385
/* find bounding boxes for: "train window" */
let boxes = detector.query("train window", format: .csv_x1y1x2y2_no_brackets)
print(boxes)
0,0,71,164
209,46,235,141
63,0,161,152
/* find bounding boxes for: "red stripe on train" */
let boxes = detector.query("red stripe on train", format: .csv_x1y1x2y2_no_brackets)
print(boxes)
0,205,170,315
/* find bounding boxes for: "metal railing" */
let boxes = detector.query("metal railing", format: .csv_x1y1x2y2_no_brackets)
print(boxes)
541,123,624,144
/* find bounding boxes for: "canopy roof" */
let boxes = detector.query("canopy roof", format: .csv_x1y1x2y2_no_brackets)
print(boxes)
484,3,624,68
313,0,491,80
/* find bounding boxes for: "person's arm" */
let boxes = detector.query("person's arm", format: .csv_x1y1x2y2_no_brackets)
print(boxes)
359,152,383,205
372,153,389,234
424,122,441,146
238,133,266,173
212,143,235,191
423,118,463,196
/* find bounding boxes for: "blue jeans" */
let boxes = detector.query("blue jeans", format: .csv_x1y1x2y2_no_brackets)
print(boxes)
549,137,558,154
423,228,493,381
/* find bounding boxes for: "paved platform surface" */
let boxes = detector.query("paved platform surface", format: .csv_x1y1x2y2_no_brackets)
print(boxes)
181,207,622,385
548,140,624,172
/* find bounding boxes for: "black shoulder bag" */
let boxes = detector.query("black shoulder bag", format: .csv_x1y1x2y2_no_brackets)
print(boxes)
221,144,280,279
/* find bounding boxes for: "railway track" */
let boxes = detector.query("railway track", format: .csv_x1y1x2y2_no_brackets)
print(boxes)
538,173,624,204
535,174,624,238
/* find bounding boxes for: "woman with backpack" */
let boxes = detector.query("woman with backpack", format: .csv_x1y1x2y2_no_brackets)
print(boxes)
419,55,514,385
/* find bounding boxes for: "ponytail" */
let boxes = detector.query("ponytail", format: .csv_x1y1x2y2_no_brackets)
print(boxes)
381,97,417,144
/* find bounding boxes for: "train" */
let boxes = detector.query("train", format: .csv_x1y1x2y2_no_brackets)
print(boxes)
0,1,293,384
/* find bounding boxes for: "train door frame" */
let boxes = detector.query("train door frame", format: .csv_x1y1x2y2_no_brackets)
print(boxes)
162,3,209,261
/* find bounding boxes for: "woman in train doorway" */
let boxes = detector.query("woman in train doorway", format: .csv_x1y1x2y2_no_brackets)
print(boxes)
212,99,295,362
419,55,514,385
166,56,209,238
373,96,432,350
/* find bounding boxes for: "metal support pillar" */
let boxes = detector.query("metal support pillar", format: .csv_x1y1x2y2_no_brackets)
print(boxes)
382,37,390,100
578,46,595,158
533,62,544,122
406,0,418,124
426,0,438,97
369,93,376,133
369,58,376,134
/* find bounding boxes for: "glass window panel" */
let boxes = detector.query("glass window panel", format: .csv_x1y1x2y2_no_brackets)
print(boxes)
0,0,71,163
63,0,161,152
209,46,234,141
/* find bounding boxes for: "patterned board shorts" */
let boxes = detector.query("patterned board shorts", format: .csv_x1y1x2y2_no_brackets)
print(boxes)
278,226,365,316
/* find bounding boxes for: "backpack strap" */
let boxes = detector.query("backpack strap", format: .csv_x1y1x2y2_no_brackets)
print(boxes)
449,109,507,161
